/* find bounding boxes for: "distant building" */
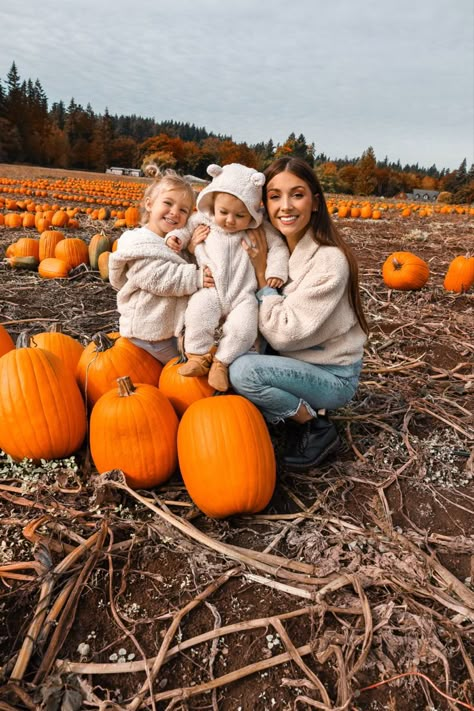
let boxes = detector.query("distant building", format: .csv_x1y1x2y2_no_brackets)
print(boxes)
406,188,440,202
106,167,143,177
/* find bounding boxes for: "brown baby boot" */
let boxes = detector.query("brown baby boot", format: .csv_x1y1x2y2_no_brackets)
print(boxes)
208,359,229,392
178,352,213,377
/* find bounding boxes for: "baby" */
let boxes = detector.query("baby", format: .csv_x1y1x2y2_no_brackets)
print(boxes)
165,162,289,391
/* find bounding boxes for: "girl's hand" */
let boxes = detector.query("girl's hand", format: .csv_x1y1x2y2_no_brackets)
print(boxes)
242,226,268,289
266,277,284,289
189,224,210,254
166,235,182,253
202,266,215,288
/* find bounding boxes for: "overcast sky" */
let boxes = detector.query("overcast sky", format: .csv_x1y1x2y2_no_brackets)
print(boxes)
1,0,473,172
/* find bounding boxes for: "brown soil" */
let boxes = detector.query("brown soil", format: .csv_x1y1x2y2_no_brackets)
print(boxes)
0,167,473,711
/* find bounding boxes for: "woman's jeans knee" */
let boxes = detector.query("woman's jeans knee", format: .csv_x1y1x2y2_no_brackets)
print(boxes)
229,354,362,423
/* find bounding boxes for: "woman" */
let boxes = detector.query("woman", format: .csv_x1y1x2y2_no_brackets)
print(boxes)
229,156,369,472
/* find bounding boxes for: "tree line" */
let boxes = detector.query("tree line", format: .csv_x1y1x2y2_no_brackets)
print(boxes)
0,62,472,202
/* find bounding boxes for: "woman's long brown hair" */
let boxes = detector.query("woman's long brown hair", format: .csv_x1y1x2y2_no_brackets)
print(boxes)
263,157,369,335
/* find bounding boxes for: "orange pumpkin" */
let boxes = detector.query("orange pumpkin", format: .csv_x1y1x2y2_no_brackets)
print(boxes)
51,210,69,228
30,323,84,372
55,237,89,268
76,332,163,406
90,376,178,489
13,237,40,260
382,251,430,290
159,356,215,417
177,395,276,518
39,230,65,261
97,250,111,281
0,324,15,358
443,255,474,293
124,205,140,228
0,333,87,461
38,257,70,279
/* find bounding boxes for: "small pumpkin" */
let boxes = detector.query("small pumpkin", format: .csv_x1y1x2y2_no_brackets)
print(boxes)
76,332,163,406
0,332,87,461
97,250,111,281
124,206,140,228
30,323,84,372
38,257,70,279
159,356,215,417
0,324,15,358
88,231,112,270
51,210,69,228
90,376,178,489
177,395,276,518
443,255,474,293
382,251,430,290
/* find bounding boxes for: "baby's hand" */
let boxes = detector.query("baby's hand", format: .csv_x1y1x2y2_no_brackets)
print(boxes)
266,277,284,289
189,224,210,254
166,235,182,253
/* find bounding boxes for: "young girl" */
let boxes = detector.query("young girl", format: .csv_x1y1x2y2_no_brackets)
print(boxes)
229,157,369,472
165,163,289,392
109,169,208,365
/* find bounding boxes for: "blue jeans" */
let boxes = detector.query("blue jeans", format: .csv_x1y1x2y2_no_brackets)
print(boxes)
229,354,363,423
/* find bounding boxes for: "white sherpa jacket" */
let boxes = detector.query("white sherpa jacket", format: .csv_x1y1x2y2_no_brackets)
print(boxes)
167,213,288,311
109,227,202,341
258,230,367,365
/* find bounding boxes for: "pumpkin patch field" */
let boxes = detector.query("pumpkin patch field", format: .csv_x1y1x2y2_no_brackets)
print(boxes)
0,164,473,711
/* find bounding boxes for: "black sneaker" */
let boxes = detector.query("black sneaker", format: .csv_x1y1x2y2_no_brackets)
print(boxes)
283,416,340,472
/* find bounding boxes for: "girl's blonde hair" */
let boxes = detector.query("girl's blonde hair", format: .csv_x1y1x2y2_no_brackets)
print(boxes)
140,165,196,224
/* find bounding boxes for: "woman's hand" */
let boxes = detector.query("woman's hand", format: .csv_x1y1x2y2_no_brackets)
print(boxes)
189,224,210,254
202,265,215,288
242,226,268,289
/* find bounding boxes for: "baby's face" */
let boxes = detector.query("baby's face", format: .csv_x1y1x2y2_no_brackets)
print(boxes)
213,193,252,233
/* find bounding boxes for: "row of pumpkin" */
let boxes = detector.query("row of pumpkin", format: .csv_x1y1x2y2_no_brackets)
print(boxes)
4,229,474,293
4,231,115,280
0,326,275,519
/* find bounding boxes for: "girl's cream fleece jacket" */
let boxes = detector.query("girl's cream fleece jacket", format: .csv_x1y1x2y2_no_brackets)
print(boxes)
258,230,367,366
109,227,202,341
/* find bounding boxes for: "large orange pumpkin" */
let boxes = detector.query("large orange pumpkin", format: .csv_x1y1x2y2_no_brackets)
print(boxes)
177,395,276,518
443,255,474,293
39,230,65,261
76,332,163,406
55,237,89,268
382,251,430,290
0,333,87,461
90,376,178,489
159,356,215,417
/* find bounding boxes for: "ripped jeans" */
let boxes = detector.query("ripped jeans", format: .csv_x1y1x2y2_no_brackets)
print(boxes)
229,353,363,423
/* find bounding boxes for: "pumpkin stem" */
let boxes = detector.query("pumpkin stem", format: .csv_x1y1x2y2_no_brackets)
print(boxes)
91,331,118,352
391,257,402,271
16,331,31,349
48,322,63,333
117,376,136,397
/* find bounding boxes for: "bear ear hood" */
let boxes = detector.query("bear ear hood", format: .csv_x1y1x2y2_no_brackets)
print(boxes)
196,163,266,228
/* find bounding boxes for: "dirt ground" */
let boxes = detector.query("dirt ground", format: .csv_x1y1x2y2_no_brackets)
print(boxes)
0,166,473,711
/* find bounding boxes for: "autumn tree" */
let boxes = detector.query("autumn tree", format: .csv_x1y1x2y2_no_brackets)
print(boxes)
354,147,377,195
